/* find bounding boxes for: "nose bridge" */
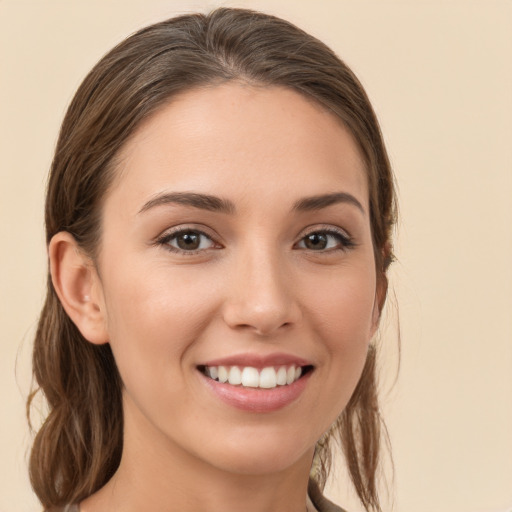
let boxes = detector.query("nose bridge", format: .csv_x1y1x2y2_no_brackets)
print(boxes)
223,241,300,335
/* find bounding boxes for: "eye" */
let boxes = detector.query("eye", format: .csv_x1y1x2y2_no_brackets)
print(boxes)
158,229,218,253
295,229,354,251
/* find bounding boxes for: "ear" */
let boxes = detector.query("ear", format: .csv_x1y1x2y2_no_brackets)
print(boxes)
49,232,109,345
370,273,388,338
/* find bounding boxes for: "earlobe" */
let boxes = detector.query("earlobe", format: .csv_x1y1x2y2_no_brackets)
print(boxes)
49,232,109,345
370,300,380,340
370,274,388,338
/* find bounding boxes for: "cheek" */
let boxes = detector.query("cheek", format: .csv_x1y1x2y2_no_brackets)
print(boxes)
305,262,377,341
302,263,376,410
103,255,208,328
99,260,217,379
98,263,222,427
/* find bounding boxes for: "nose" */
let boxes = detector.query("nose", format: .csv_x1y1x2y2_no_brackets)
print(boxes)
222,248,302,336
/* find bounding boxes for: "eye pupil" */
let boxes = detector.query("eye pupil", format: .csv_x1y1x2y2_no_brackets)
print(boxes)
305,233,327,250
177,231,200,250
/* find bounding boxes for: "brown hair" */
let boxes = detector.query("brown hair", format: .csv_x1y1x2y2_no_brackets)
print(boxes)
28,7,396,512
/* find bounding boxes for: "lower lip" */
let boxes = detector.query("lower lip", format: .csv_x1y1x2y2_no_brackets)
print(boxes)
200,371,312,413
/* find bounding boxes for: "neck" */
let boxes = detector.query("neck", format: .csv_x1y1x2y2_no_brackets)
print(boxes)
80,404,315,512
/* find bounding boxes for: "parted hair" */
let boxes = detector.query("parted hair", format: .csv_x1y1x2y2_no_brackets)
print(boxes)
27,7,396,512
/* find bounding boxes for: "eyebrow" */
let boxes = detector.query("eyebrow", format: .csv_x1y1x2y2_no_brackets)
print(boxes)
293,192,365,215
138,191,365,216
138,192,236,215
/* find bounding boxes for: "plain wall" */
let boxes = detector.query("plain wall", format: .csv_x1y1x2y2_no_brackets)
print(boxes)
1,1,511,511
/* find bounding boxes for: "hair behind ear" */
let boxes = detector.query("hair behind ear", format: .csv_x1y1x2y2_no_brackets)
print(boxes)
313,344,384,512
28,278,123,507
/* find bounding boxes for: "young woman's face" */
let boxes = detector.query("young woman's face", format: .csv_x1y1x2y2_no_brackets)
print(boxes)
95,83,379,477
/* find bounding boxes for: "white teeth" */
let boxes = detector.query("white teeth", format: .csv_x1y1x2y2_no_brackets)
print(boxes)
203,364,306,388
218,366,228,383
276,366,287,386
241,367,259,387
259,367,277,389
228,366,242,385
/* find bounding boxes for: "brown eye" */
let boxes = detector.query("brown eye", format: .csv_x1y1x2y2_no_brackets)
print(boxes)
296,229,354,252
304,233,328,250
175,231,201,250
161,229,216,253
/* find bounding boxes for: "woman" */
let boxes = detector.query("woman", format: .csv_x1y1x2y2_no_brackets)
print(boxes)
28,7,396,512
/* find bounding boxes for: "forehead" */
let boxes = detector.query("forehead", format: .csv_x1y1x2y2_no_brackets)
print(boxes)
108,83,368,214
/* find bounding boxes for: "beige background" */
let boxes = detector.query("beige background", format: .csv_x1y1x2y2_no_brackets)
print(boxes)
1,1,511,511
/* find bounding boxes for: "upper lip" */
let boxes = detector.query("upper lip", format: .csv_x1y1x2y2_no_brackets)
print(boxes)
199,352,313,369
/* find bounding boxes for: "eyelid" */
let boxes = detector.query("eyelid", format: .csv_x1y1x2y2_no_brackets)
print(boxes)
297,223,352,239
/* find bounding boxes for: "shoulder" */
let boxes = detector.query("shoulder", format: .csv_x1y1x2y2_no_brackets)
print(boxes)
308,479,348,512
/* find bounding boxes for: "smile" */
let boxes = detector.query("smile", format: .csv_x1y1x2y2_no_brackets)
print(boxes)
198,364,312,389
197,354,315,412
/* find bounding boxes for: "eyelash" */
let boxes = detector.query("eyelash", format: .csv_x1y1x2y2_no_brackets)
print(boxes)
156,226,355,255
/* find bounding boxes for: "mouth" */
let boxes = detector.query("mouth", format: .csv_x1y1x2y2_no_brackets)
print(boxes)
197,364,314,390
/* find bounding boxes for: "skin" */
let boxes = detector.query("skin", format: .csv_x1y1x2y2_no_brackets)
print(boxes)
51,83,380,512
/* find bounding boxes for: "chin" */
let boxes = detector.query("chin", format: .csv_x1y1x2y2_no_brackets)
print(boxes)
196,429,316,476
